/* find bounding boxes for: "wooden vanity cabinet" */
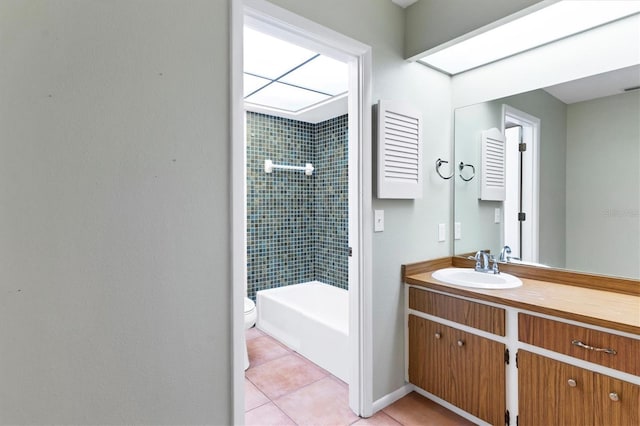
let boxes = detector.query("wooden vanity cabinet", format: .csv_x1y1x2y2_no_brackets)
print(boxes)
518,350,640,426
405,283,639,426
408,314,506,425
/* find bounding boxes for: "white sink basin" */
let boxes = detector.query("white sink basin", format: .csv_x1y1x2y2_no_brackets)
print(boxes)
432,268,523,289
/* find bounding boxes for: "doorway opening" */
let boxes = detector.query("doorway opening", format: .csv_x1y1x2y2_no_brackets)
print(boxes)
502,105,540,262
231,1,373,423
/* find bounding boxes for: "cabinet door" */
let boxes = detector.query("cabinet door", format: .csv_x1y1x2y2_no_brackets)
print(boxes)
408,314,450,401
519,350,640,426
408,315,506,425
450,327,506,426
593,372,640,426
519,350,594,426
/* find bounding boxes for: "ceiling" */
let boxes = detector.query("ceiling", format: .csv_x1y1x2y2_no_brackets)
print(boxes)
391,0,418,7
544,65,640,104
243,26,348,119
244,1,638,117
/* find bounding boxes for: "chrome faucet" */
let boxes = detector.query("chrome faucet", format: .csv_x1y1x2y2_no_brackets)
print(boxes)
474,250,489,271
469,250,500,274
499,245,512,262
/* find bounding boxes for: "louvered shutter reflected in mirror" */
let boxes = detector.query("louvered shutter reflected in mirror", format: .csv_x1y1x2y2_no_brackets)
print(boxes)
480,127,506,201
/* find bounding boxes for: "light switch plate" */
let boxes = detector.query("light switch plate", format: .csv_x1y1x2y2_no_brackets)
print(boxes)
494,208,501,224
454,222,461,240
438,223,446,242
374,210,384,232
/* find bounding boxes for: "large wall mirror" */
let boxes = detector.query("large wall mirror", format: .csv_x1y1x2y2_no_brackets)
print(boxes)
452,13,640,280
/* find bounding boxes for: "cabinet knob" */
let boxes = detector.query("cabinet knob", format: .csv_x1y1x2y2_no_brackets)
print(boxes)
609,392,619,402
457,339,465,347
567,378,577,387
434,332,441,339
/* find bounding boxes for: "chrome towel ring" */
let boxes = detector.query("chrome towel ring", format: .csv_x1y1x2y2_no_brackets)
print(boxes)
435,158,454,180
459,162,475,181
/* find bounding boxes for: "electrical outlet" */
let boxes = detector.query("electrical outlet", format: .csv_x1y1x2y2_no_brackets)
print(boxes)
438,223,446,242
494,208,501,224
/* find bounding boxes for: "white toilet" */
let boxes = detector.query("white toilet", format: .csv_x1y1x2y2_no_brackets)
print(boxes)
244,297,257,370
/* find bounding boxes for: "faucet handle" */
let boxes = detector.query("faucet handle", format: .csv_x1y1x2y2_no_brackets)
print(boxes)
489,255,500,274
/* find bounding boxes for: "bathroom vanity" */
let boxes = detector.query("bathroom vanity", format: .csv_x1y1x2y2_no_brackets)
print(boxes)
402,257,640,426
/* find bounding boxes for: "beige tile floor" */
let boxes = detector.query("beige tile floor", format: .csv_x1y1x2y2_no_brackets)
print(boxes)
245,327,475,426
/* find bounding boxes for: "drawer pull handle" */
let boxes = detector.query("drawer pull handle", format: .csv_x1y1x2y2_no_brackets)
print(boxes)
457,339,465,347
567,378,577,387
609,392,619,402
571,339,617,355
435,332,442,339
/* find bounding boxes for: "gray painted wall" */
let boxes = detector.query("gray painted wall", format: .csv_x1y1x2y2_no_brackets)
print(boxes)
0,1,231,423
454,90,567,267
404,0,544,59
454,102,504,255
268,0,453,401
566,92,640,278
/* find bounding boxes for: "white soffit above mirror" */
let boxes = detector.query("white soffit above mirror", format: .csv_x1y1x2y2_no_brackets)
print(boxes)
243,26,348,123
418,1,640,75
543,64,640,104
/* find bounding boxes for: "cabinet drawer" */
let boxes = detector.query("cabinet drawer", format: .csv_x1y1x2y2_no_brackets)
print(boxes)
519,313,640,375
409,287,505,336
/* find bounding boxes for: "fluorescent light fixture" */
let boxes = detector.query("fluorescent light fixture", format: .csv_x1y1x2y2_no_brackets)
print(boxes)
419,1,640,75
243,74,270,97
243,25,349,115
244,27,317,79
245,82,331,112
280,56,348,96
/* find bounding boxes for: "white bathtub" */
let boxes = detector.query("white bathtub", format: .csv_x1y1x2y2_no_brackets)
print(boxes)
256,281,349,383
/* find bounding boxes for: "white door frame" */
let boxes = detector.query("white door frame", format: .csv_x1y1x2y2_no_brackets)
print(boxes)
231,0,373,422
502,104,540,263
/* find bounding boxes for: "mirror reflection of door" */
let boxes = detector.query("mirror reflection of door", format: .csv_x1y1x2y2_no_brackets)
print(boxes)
503,106,540,263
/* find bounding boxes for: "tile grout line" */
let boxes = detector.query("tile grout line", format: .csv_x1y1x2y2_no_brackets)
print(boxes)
246,332,365,425
247,336,352,425
246,335,467,425
269,372,331,405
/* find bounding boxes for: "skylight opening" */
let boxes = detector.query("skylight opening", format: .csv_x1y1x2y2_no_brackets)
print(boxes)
243,74,271,97
245,82,331,112
243,26,348,114
418,1,640,75
244,27,317,80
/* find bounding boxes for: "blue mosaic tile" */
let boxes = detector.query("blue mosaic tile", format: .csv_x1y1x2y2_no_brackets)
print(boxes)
246,112,348,301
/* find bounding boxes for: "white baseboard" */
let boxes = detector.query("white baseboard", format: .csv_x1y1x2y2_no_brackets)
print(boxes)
412,386,491,426
370,383,414,415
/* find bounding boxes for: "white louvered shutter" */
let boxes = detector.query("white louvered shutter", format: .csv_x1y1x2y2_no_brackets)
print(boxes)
480,127,506,201
377,100,422,199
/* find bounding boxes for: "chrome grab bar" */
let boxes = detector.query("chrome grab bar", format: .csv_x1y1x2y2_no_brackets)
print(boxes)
571,339,617,355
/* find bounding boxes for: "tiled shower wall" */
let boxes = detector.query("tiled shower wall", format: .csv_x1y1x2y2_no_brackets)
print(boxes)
246,112,348,301
313,115,349,288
